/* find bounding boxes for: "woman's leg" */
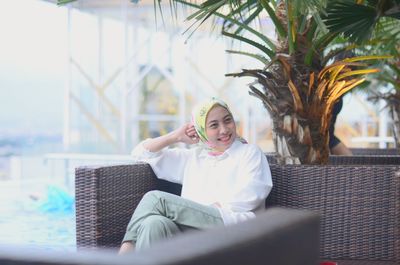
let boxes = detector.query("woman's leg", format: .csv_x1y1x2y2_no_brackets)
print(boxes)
121,190,223,251
118,241,135,254
135,215,181,249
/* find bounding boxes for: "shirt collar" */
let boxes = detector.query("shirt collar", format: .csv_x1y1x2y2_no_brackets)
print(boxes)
198,139,242,159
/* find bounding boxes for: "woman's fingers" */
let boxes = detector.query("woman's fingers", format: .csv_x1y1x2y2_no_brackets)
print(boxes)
184,124,199,143
185,125,197,137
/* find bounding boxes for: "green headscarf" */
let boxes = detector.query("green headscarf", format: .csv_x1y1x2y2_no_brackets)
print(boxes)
191,97,232,144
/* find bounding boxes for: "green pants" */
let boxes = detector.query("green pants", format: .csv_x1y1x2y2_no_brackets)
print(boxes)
122,190,224,250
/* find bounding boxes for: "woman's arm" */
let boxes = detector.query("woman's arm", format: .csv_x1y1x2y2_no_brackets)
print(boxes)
143,123,199,152
131,123,199,184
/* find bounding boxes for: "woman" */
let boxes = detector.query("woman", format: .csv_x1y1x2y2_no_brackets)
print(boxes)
119,97,273,253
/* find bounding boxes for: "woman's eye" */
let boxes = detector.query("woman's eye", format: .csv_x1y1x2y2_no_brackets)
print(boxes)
209,124,218,129
224,118,232,123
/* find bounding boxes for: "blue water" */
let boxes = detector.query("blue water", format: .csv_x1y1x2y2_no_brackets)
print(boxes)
0,182,76,252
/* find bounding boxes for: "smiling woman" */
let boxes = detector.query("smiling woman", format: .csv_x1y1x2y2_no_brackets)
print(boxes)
192,98,237,155
204,105,237,152
119,97,273,253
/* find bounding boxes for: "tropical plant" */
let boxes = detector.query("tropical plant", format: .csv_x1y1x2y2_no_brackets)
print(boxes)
324,0,400,149
58,0,391,164
366,35,400,149
175,0,389,164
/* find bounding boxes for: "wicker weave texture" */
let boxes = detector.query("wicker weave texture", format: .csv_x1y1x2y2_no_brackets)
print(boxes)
328,155,400,165
350,148,399,156
266,165,400,263
266,154,400,165
75,163,160,249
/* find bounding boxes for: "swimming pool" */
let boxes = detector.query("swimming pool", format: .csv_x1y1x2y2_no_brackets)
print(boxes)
0,180,76,252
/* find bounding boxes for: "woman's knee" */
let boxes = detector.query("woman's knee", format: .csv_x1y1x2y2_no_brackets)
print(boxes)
140,215,180,235
141,215,172,228
136,215,180,248
141,190,163,203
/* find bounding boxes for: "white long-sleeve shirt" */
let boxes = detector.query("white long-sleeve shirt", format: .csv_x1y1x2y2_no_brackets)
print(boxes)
131,139,273,225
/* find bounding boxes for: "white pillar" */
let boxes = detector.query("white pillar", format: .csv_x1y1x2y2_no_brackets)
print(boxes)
130,25,140,147
120,2,129,152
96,15,104,146
63,7,72,151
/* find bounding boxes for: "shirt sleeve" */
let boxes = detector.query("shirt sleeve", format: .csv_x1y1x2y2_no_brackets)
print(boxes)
220,145,273,212
131,139,192,184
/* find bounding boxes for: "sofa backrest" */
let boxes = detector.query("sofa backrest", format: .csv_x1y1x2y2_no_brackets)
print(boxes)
0,208,319,265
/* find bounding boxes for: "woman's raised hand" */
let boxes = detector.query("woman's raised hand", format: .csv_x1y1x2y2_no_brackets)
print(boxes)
175,123,200,145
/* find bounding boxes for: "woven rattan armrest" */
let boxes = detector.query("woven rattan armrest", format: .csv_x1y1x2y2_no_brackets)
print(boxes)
350,148,399,156
265,154,400,165
267,164,400,264
75,162,181,249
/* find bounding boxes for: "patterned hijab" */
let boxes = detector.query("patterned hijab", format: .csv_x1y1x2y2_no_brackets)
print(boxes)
192,97,245,156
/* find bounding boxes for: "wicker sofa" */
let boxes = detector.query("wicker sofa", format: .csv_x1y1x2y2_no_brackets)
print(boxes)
265,154,400,165
75,155,400,265
350,148,399,156
0,208,319,265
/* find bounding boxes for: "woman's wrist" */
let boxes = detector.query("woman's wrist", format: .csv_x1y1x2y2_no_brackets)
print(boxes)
142,132,178,152
166,130,181,145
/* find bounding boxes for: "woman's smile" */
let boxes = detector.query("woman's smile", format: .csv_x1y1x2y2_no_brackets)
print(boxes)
218,133,232,144
205,105,237,151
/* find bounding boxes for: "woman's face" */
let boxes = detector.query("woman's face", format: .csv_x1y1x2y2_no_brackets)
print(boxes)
205,105,236,151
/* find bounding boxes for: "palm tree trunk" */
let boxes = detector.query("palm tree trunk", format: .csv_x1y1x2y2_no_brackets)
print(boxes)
272,113,330,164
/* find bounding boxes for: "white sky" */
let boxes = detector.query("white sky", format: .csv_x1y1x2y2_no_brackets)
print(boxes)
0,0,67,132
0,0,379,138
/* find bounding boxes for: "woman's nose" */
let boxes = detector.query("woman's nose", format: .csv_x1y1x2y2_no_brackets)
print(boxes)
220,124,228,134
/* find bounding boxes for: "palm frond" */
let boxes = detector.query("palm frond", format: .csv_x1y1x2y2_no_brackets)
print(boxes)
233,6,263,35
175,0,276,50
323,1,377,43
337,68,381,80
292,0,328,15
305,31,339,66
258,0,287,38
222,31,275,58
57,0,76,4
225,49,270,65
286,1,296,54
342,54,393,62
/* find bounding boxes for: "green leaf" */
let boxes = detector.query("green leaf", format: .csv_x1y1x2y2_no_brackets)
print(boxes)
286,1,296,54
173,0,276,50
292,0,327,14
226,49,270,65
222,31,275,58
234,6,263,35
388,63,400,77
323,1,378,43
57,0,76,4
305,31,338,66
259,0,287,38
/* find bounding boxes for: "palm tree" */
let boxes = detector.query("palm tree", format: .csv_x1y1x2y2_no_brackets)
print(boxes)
58,0,389,164
175,0,387,164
